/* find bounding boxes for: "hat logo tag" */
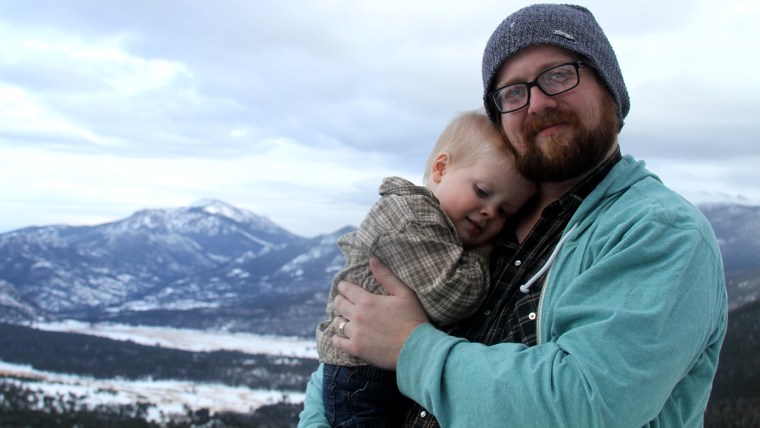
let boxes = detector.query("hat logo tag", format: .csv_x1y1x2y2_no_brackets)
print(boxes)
553,30,575,40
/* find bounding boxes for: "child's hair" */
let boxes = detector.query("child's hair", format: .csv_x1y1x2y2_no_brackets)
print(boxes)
423,109,514,183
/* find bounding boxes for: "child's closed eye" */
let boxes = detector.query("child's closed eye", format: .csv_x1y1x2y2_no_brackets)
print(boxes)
475,185,490,198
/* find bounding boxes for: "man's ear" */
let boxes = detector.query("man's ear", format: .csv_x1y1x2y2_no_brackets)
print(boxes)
430,152,450,183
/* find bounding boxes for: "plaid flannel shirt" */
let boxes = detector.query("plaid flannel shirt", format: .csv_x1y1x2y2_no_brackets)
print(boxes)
316,176,490,366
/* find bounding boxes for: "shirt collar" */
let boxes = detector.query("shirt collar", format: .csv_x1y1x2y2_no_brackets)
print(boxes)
554,146,622,211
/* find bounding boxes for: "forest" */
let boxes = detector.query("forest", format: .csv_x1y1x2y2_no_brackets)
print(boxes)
704,299,760,427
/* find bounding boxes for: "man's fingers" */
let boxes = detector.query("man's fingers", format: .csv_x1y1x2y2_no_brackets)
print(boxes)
331,260,422,370
331,316,357,356
331,329,352,353
336,279,370,304
370,256,408,296
332,316,349,338
333,281,364,329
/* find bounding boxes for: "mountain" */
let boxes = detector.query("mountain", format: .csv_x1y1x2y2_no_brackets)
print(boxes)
1,199,759,423
0,200,758,337
698,203,760,310
0,279,50,324
0,199,351,336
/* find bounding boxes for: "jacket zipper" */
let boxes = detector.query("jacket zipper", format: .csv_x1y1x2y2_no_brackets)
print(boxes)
535,223,577,344
536,266,552,345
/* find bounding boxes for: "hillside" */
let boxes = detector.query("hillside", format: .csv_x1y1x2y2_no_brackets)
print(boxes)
0,199,348,337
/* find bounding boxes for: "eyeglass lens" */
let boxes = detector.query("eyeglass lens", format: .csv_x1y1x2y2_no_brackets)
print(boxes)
492,62,581,113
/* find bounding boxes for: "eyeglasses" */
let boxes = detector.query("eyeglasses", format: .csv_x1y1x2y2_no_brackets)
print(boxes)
489,61,586,114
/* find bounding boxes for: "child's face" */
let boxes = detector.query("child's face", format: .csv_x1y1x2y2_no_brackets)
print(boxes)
430,153,535,248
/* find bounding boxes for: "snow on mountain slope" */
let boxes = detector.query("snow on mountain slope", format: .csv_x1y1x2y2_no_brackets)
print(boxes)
33,320,317,358
0,200,350,336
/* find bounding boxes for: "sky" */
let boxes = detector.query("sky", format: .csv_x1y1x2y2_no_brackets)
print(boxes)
1,0,758,237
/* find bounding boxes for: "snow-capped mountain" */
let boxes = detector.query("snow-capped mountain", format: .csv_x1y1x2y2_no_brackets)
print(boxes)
0,200,351,336
0,200,758,336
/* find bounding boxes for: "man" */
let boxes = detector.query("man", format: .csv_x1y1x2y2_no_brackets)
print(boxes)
299,4,727,427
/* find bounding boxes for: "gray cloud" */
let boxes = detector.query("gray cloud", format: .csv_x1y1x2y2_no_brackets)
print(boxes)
0,0,758,236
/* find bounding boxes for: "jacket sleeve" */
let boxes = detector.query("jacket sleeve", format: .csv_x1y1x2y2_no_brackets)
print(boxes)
396,213,727,427
297,363,330,427
371,218,490,327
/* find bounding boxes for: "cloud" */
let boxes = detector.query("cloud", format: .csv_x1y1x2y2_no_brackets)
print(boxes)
0,137,410,235
0,0,759,236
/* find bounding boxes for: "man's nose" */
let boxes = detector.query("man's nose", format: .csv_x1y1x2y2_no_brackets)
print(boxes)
526,85,558,115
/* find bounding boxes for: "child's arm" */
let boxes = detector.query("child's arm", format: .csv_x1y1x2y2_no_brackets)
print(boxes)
371,220,490,327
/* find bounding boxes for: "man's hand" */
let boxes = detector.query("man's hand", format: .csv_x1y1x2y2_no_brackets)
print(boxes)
331,257,429,370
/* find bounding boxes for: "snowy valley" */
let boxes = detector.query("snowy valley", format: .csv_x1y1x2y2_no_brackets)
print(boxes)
0,322,314,420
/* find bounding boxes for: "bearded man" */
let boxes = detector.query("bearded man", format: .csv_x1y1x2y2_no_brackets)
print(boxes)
300,4,727,427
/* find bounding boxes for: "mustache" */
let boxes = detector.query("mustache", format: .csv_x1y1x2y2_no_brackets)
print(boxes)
523,110,582,141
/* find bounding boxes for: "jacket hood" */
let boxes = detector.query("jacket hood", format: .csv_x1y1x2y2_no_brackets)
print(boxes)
569,155,662,234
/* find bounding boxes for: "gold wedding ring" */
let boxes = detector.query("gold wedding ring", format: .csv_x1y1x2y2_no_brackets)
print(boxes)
338,320,347,337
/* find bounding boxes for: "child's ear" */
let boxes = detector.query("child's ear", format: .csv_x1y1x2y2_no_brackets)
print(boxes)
431,152,450,183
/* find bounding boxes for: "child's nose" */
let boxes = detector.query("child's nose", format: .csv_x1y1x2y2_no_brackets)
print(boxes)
481,205,497,217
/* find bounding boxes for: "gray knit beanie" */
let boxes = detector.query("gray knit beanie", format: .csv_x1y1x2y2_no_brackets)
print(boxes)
482,4,629,130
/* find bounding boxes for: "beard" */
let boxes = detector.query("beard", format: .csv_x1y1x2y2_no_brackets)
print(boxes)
512,96,618,182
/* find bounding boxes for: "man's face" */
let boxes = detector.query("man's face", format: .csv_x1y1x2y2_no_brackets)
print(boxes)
493,45,618,182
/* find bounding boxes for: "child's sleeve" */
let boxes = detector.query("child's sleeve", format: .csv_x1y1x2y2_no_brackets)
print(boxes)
372,219,490,327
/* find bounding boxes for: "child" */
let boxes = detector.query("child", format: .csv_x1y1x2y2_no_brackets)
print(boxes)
315,109,536,427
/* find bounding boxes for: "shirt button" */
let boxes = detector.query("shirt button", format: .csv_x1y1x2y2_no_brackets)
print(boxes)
528,312,537,320
420,410,428,418
514,260,522,266
483,309,491,316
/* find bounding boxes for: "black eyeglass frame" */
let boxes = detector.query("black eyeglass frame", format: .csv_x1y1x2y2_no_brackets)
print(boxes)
489,61,586,114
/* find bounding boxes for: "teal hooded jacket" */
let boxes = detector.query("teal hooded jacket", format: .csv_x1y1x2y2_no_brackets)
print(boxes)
299,155,728,427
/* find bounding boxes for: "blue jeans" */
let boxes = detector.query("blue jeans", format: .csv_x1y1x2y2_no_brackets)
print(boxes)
323,363,410,427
